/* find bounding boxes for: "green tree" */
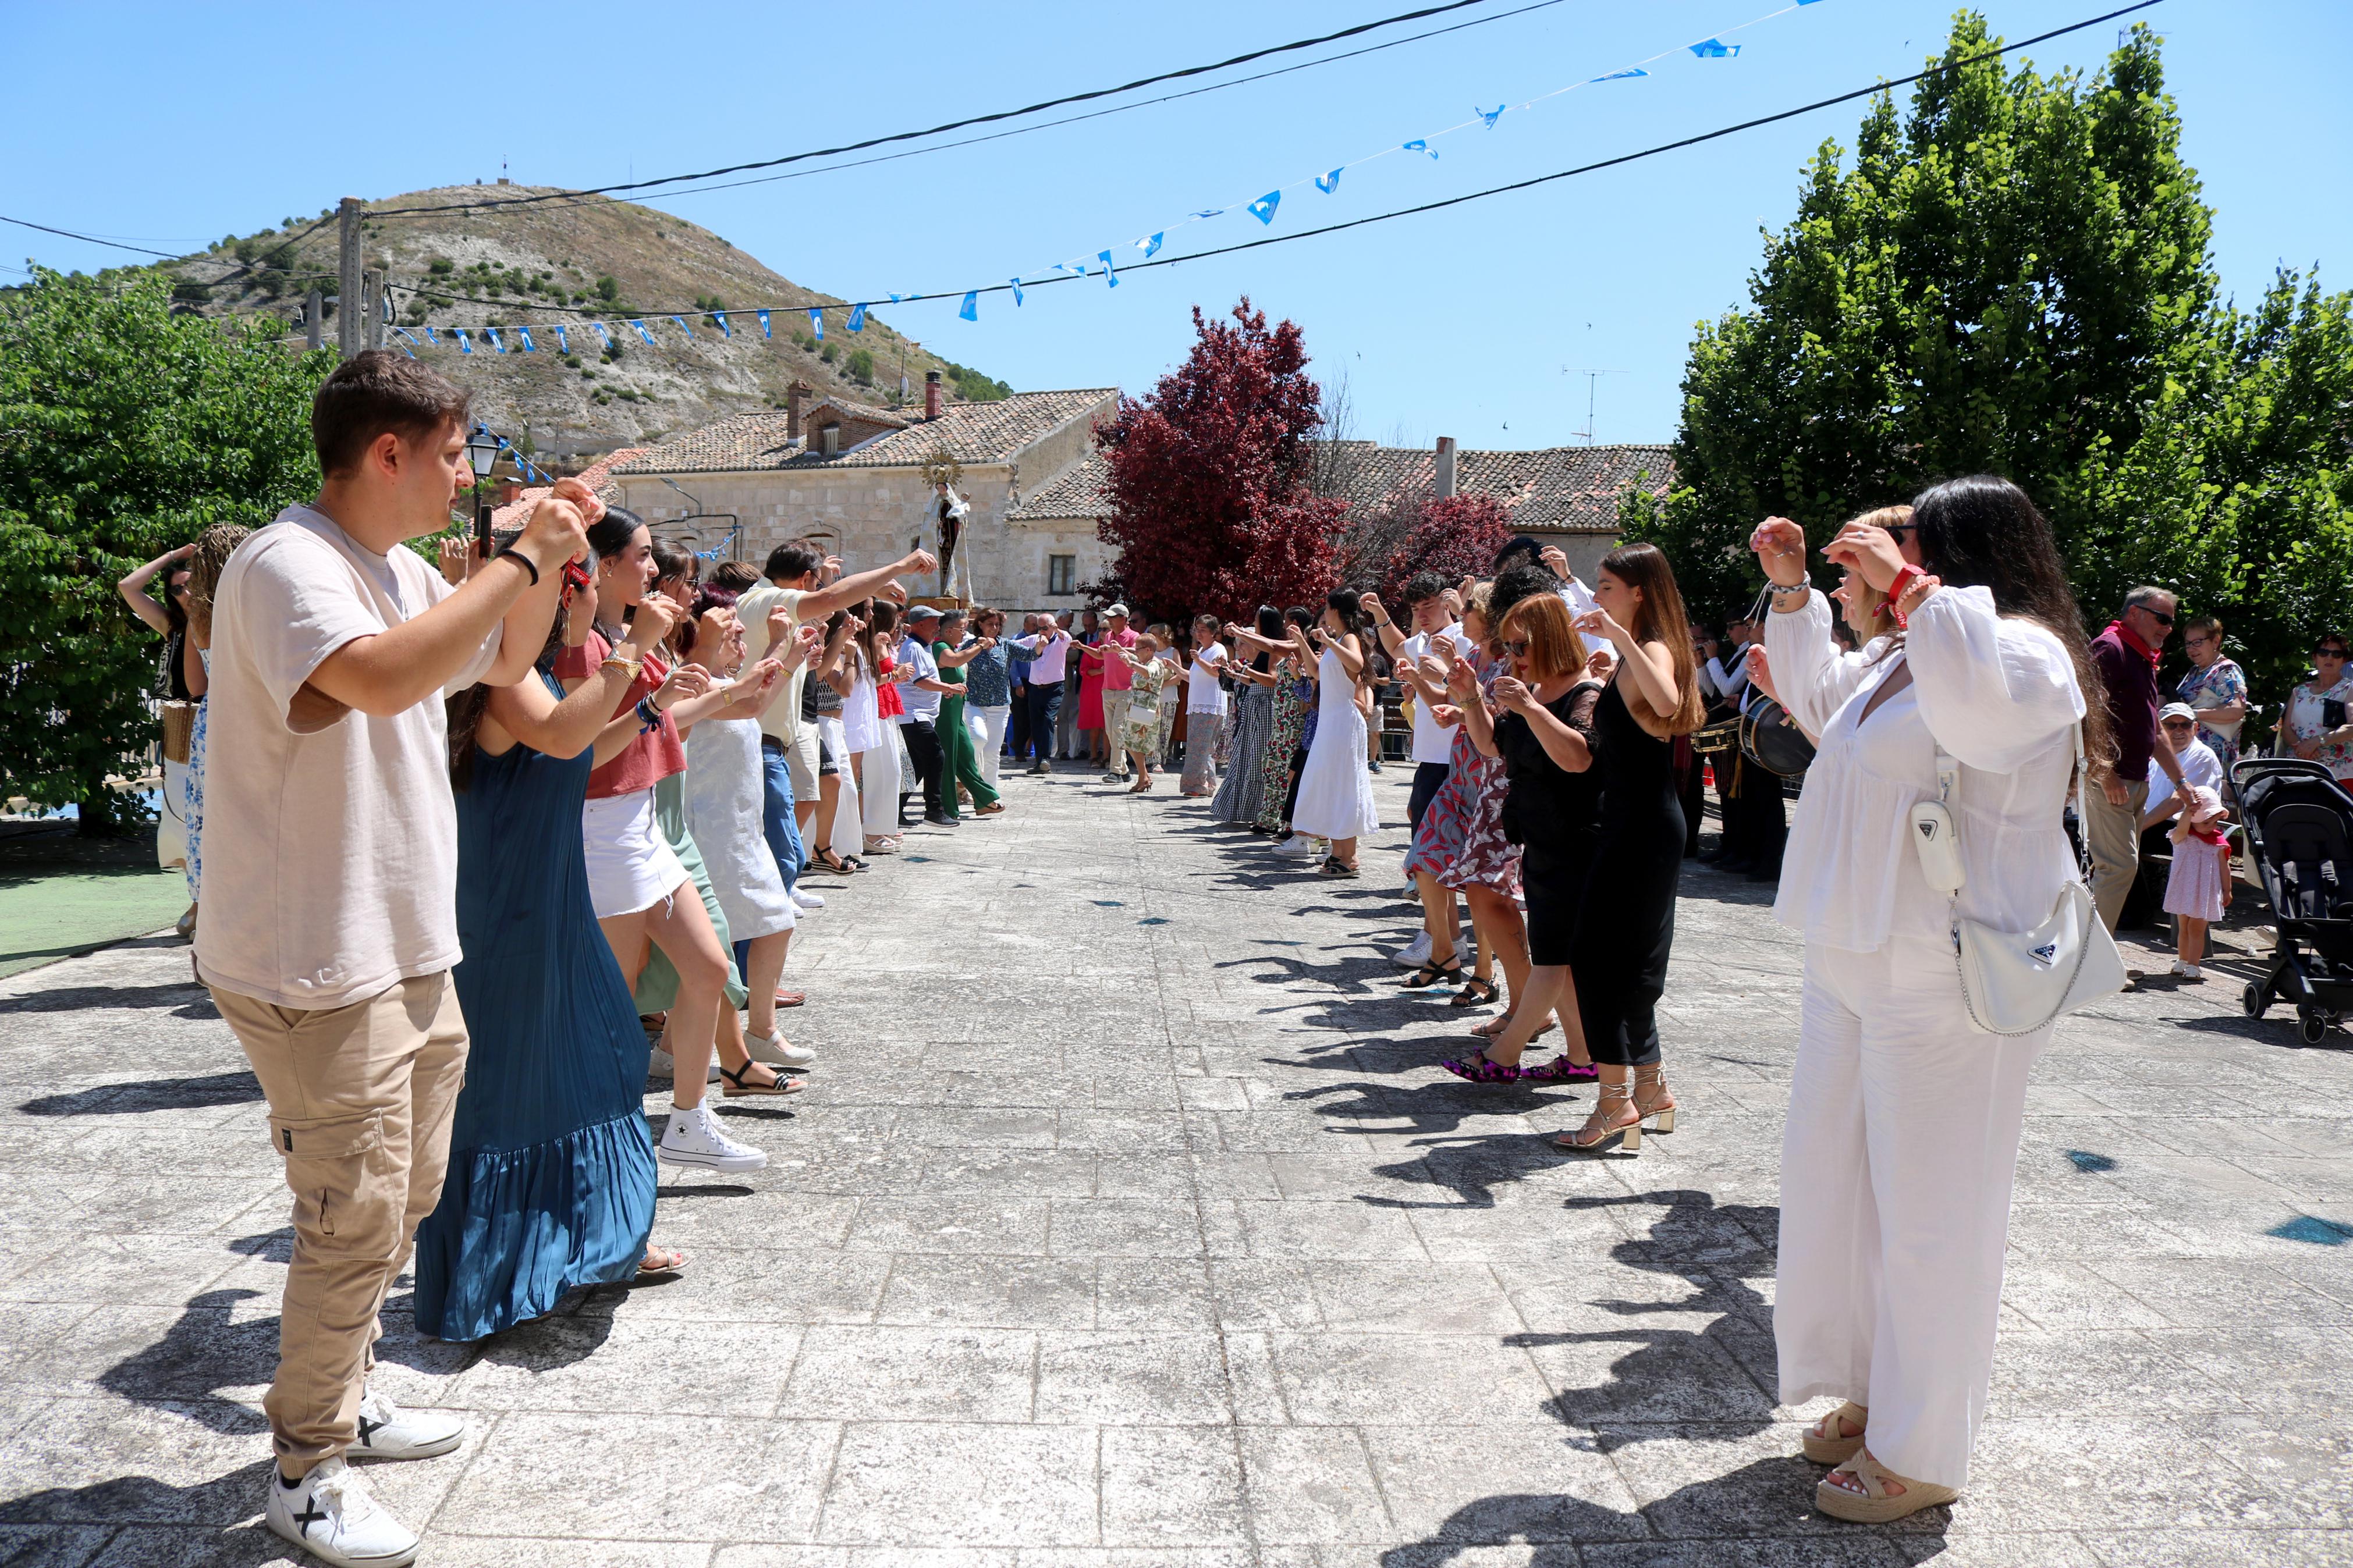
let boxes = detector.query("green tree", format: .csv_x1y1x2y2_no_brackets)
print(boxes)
0,269,328,830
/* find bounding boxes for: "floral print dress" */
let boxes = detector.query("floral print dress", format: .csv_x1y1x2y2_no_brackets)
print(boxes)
2175,656,2248,775
1401,657,1521,895
1253,666,1314,833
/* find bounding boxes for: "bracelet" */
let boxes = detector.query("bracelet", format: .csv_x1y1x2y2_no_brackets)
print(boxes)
1886,565,1925,629
494,546,540,587
634,694,664,731
599,653,643,681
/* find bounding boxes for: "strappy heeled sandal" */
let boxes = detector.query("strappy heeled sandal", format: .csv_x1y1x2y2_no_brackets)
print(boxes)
1632,1063,1678,1133
1439,1051,1524,1085
1553,1081,1641,1153
1815,1452,1957,1523
1400,958,1465,990
812,848,854,875
1450,976,1497,1008
1802,1403,1868,1466
719,1060,807,1098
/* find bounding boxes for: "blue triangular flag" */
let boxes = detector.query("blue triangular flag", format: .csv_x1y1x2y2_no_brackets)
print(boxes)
670,315,693,338
1403,140,1436,158
1136,233,1163,257
889,293,904,304
1589,68,1649,83
484,328,505,353
631,319,655,345
959,291,977,322
756,308,772,339
714,311,730,338
423,326,441,346
1315,169,1342,194
456,330,473,354
808,308,823,342
1098,249,1119,286
1690,38,1740,57
592,322,612,348
1008,278,1023,306
846,303,865,331
516,326,535,352
1190,209,1224,219
390,326,418,358
554,325,569,353
1248,190,1280,225
1477,104,1504,127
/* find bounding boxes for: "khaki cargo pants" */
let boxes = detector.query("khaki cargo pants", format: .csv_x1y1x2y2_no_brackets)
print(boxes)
212,972,469,1475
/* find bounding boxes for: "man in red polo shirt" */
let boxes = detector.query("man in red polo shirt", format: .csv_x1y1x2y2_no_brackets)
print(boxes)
2086,586,2189,933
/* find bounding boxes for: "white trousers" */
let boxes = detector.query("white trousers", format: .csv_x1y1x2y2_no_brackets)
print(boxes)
817,716,863,852
968,703,1010,790
858,737,902,840
1774,931,2050,1489
157,756,189,871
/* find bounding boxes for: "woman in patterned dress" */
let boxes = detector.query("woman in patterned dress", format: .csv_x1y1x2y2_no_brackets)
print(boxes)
1212,609,1287,824
1250,611,1318,837
2175,614,2248,783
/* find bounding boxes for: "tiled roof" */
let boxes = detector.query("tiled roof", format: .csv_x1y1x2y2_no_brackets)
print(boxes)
1007,453,1110,522
805,395,907,430
613,389,1117,475
490,447,649,529
1319,442,1675,533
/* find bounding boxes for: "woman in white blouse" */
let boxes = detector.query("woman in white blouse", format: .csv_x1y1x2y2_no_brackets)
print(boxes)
1754,475,2108,1523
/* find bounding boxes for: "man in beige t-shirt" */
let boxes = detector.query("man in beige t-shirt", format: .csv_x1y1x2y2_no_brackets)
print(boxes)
194,352,587,1568
737,540,934,904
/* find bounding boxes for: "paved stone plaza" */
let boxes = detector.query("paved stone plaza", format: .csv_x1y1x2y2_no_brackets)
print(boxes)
1,765,2349,1567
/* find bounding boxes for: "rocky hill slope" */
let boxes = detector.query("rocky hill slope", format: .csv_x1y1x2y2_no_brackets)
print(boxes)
164,185,1009,463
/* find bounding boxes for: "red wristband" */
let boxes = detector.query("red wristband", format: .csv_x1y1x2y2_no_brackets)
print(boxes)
1887,565,1925,628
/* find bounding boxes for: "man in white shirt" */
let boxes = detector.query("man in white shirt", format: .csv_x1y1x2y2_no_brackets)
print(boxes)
1365,575,1478,972
196,353,586,1567
894,605,961,824
739,542,935,908
1006,613,1072,773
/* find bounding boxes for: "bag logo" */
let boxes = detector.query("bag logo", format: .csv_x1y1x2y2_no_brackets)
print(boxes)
2030,941,2059,965
1917,820,1937,840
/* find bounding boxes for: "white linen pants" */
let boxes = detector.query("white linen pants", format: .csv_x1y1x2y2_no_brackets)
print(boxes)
859,737,903,841
157,756,189,871
968,703,1010,790
818,716,863,852
1775,931,2050,1489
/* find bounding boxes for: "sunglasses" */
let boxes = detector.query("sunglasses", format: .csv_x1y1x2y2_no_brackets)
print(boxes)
2141,609,2177,628
1882,522,1920,540
2317,649,2350,661
1502,639,1531,657
2162,719,2195,729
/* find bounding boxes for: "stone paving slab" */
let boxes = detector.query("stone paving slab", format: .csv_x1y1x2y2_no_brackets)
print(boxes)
0,765,2348,1566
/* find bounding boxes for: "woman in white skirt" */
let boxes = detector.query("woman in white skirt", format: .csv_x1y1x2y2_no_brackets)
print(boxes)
807,607,866,873
1286,588,1383,877
680,588,815,1071
853,602,908,852
1754,476,2103,1522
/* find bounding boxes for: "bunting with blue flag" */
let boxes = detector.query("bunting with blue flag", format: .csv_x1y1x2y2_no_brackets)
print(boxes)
889,293,904,304
1097,250,1119,287
960,291,977,322
714,311,730,338
1477,104,1504,128
1689,38,1739,56
554,325,568,354
756,309,772,339
516,327,535,352
1137,233,1163,258
631,319,655,345
670,315,693,339
456,330,473,354
1190,209,1223,219
423,326,441,346
1315,169,1341,194
484,328,505,353
808,308,823,342
592,322,612,349
1248,190,1280,225
846,303,865,331
1403,139,1436,158
1589,67,1649,82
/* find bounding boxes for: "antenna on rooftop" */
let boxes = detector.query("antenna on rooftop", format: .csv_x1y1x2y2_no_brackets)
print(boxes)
1561,368,1627,445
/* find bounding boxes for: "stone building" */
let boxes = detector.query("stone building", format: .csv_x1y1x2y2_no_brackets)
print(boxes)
605,372,1117,614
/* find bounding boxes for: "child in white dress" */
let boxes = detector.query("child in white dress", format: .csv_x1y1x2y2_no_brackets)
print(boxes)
2163,783,2230,980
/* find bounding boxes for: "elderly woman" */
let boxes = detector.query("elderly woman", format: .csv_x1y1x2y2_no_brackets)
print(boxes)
2174,614,2248,778
2276,632,2353,781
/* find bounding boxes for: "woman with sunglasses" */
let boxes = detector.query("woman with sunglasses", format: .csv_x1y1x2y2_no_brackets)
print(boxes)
1754,477,2104,1523
2279,635,2353,781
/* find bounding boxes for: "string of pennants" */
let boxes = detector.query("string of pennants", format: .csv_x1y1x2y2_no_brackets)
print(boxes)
386,0,1824,358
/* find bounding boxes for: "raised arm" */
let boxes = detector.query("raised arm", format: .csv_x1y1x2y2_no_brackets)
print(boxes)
118,543,191,637
800,549,937,620
1361,592,1408,658
488,591,679,760
1497,677,1596,773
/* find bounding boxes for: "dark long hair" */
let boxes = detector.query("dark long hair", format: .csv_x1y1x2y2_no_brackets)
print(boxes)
1910,474,2112,776
584,504,644,561
1598,541,1706,735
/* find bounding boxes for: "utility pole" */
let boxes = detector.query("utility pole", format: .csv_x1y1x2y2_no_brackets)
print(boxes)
336,197,364,357
363,268,386,350
304,289,325,352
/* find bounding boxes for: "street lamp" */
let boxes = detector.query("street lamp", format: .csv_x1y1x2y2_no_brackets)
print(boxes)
465,427,500,553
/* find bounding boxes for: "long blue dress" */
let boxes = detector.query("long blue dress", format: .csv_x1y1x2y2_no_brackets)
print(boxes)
414,669,656,1341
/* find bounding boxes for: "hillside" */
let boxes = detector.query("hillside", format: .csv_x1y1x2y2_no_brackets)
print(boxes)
160,185,1011,463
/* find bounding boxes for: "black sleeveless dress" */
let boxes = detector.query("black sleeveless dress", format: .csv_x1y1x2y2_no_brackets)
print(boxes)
1496,678,1603,967
1567,675,1687,1066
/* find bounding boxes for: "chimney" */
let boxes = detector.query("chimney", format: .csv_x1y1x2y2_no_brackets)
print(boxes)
786,381,811,443
498,479,522,506
1433,436,1458,500
924,369,943,421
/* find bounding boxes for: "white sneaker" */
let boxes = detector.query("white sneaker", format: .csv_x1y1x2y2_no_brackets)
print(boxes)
2171,960,2205,981
746,1030,816,1069
266,1457,418,1568
1392,932,1433,968
790,887,825,912
658,1101,768,1173
648,1049,722,1084
348,1385,463,1462
1279,834,1323,858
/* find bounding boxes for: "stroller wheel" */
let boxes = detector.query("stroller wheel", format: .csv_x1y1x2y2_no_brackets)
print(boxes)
2297,1008,2330,1047
2242,983,2269,1020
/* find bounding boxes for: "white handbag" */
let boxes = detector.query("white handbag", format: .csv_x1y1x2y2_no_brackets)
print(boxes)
1912,724,2129,1036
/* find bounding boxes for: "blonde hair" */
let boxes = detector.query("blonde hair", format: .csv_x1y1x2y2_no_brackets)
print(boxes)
184,522,252,641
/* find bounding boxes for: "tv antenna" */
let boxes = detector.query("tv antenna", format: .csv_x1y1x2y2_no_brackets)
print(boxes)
1561,368,1627,445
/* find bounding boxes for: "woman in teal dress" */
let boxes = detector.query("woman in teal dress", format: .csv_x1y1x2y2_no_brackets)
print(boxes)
415,570,681,1341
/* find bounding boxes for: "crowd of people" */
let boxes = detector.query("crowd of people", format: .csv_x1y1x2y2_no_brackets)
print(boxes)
123,350,2326,1564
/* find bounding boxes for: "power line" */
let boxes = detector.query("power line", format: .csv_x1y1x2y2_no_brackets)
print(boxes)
0,214,183,260
375,0,1542,218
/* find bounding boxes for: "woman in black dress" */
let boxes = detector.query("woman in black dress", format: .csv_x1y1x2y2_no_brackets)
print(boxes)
1441,588,1605,1085
1557,542,1707,1153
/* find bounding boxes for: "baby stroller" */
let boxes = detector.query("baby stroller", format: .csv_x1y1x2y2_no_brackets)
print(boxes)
2234,755,2353,1044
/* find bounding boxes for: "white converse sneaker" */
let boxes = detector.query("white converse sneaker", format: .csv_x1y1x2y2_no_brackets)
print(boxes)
790,887,826,912
1279,833,1323,858
2171,960,2205,981
347,1385,462,1462
1392,931,1433,968
746,1030,816,1069
648,1049,722,1083
658,1101,768,1173
266,1457,418,1568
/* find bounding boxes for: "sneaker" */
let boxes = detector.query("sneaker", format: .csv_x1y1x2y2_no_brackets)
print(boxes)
790,887,825,912
658,1101,768,1174
266,1457,419,1568
1102,773,1128,785
1393,932,1434,969
746,1030,816,1069
1279,834,1324,858
647,1049,722,1084
349,1385,463,1462
2170,960,2205,981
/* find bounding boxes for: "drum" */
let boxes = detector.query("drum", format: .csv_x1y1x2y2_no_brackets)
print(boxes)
1740,697,1815,777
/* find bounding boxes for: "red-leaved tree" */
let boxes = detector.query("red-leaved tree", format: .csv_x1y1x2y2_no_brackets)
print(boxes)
1338,488,1516,607
1095,298,1345,623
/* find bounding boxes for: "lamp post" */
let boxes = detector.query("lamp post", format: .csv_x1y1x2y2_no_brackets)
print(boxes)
465,426,501,556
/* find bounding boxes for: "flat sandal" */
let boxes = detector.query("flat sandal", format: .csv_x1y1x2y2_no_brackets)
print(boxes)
719,1060,806,1098
1802,1403,1868,1466
1815,1452,1957,1523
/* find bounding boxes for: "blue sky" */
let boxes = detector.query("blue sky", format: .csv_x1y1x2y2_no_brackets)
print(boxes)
6,0,2345,451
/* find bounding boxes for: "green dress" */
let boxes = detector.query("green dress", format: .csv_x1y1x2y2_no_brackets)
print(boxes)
934,640,1000,815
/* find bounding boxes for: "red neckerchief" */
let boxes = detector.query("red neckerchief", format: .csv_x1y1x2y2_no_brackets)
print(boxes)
2103,619,2160,667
